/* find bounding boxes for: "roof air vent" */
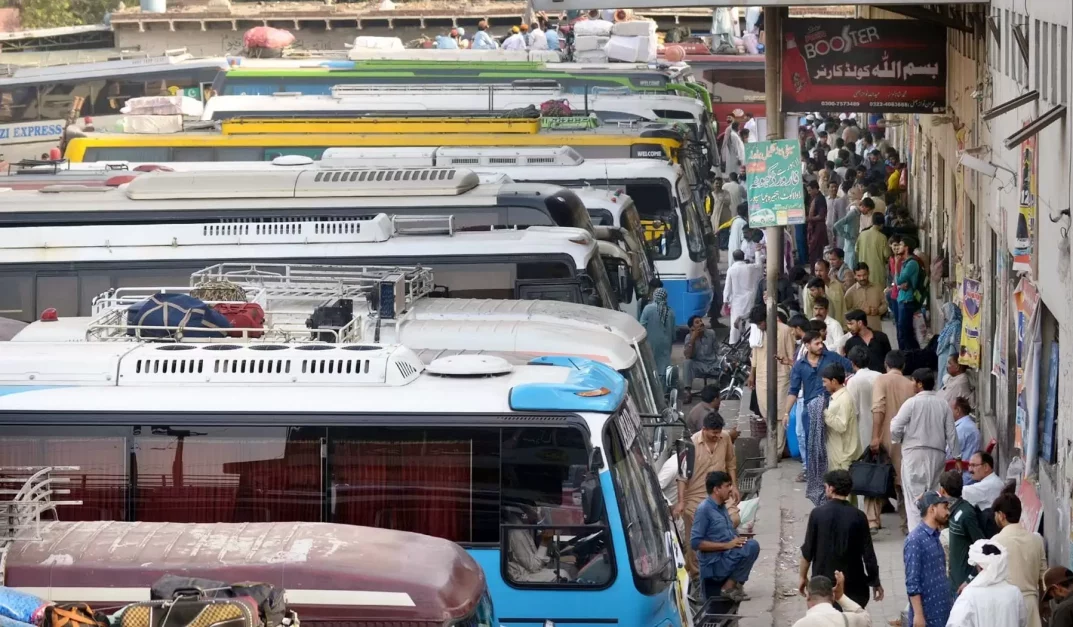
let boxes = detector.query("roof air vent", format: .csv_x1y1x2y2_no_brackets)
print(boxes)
426,354,513,377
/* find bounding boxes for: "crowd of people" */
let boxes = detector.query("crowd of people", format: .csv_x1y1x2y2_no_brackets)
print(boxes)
648,112,1069,627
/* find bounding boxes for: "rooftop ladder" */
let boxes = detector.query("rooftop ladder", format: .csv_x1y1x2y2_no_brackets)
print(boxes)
0,466,82,586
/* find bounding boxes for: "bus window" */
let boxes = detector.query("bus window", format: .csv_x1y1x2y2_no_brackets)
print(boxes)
133,425,325,523
37,81,96,120
605,408,674,594
0,274,33,321
218,146,266,161
676,177,709,263
501,426,612,588
620,183,681,261
0,86,38,123
0,425,130,521
173,147,217,162
227,81,283,96
84,147,171,162
329,425,502,544
588,209,614,226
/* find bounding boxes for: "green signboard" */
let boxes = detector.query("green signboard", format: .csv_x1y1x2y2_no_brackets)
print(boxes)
744,140,805,228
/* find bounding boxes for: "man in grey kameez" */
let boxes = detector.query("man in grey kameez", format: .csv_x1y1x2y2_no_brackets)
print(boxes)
891,367,959,531
682,316,722,403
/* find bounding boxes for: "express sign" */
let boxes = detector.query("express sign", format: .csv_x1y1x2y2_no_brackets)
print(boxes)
0,120,65,145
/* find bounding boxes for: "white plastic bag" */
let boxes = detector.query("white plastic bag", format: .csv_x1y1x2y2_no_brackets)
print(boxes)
737,497,760,526
573,19,613,37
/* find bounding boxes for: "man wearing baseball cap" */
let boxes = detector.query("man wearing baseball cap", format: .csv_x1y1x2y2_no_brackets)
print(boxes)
904,491,953,627
1043,567,1073,627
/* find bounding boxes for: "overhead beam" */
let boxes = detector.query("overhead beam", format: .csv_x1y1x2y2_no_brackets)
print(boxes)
883,5,973,32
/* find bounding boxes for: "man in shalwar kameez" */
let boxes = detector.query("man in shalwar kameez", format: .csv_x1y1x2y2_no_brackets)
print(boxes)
723,249,765,343
890,368,959,532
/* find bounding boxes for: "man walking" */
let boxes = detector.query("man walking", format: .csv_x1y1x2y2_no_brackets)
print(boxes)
799,470,882,608
724,171,746,210
904,491,954,627
727,203,749,260
724,249,764,343
712,176,732,230
991,493,1046,627
891,368,959,532
844,264,889,331
675,412,739,581
939,470,985,596
691,470,760,602
784,332,853,505
806,181,829,265
842,309,892,372
747,305,795,456
870,350,917,533
825,181,846,249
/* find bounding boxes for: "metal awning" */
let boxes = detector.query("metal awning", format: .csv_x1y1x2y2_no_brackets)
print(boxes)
982,90,1039,121
1004,105,1068,150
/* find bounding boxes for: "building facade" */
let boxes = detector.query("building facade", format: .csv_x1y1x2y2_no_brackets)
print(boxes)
864,1,1071,567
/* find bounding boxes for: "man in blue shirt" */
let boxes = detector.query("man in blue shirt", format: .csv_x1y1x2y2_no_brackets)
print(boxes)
781,332,853,505
691,470,760,603
950,397,980,484
904,491,954,627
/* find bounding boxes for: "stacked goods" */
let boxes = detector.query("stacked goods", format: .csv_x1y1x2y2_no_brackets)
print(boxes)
606,19,657,63
572,19,612,63
242,26,296,58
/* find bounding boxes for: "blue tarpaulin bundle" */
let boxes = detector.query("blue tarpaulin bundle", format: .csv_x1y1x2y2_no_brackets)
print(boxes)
0,587,47,625
126,293,232,339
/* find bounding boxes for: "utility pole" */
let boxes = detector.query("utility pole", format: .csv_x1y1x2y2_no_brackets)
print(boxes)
763,7,786,470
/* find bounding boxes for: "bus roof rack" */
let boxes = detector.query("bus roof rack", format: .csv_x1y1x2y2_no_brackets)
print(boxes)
329,82,563,97
86,263,435,344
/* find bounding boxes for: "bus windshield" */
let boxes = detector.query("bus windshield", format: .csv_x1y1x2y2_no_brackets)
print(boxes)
605,404,674,593
676,177,708,262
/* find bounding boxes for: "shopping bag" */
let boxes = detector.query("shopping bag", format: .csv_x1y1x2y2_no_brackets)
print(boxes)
848,447,895,498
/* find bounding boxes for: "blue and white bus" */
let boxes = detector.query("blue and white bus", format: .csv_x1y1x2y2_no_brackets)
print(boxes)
0,341,691,627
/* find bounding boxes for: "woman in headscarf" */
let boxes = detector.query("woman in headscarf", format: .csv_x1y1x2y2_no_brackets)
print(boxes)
947,540,1027,627
639,287,676,392
936,302,962,386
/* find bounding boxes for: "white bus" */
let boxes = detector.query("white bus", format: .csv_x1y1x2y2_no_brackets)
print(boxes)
201,84,708,134
0,340,689,627
0,51,226,162
0,197,620,322
37,151,709,325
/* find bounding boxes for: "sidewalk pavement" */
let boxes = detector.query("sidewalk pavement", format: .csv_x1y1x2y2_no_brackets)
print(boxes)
736,461,909,627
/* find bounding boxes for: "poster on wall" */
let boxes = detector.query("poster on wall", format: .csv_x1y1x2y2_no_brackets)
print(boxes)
1013,131,1037,273
782,19,947,113
744,140,805,228
1013,277,1041,456
959,278,982,368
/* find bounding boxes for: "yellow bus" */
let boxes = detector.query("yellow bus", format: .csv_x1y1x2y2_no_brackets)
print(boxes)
63,117,690,165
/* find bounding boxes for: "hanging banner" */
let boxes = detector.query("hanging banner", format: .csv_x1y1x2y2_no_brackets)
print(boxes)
744,139,805,228
959,278,982,368
1013,277,1041,454
782,19,947,113
1040,342,1059,464
1013,131,1037,272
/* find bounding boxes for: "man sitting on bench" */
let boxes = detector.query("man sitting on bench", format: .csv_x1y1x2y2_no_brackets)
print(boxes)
691,470,761,603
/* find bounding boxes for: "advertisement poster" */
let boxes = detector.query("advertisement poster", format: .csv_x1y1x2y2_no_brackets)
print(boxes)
744,140,805,228
782,19,947,113
1014,131,1037,272
959,278,982,368
1013,277,1042,454
1017,480,1043,534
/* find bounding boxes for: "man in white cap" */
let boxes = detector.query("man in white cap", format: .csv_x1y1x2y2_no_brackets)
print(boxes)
946,540,1027,627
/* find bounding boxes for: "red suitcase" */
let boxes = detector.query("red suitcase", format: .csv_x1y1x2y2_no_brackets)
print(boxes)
212,303,266,339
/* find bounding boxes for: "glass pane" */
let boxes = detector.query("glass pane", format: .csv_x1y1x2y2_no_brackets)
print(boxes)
37,275,79,317
133,426,324,523
329,426,501,543
87,147,171,162
218,147,265,162
501,426,611,586
79,273,113,316
606,415,673,581
621,183,682,260
0,273,34,322
0,425,129,521
0,87,39,123
172,147,216,162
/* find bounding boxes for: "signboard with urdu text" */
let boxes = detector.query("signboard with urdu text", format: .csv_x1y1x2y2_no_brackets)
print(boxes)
744,139,805,228
783,19,947,113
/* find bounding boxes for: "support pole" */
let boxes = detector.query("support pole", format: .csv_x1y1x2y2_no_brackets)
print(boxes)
763,7,786,470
